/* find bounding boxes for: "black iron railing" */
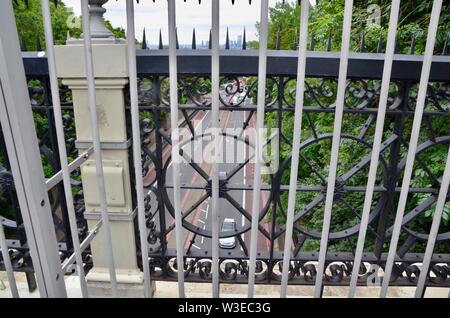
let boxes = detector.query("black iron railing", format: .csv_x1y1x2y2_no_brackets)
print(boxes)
0,47,449,289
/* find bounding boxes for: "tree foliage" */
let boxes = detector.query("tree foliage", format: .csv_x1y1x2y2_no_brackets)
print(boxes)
1,0,126,222
13,0,125,51
265,0,449,53
262,1,450,252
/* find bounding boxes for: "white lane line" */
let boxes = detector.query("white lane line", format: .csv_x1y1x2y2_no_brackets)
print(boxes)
198,219,205,224
192,244,201,250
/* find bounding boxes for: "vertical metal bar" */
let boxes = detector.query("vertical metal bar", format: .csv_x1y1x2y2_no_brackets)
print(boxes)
414,145,450,297
279,0,309,299
41,0,88,298
248,0,269,298
151,77,169,276
374,88,408,259
348,0,401,298
380,0,443,298
313,0,353,298
0,0,67,298
125,0,152,299
0,221,19,297
167,0,185,298
80,0,118,297
0,130,26,248
211,0,220,298
42,76,74,252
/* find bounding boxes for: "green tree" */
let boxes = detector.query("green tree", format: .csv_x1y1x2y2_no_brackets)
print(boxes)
1,0,127,222
13,0,126,51
261,0,450,252
13,0,81,50
265,1,449,53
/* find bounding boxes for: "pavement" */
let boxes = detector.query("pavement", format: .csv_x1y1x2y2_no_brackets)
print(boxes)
2,272,449,298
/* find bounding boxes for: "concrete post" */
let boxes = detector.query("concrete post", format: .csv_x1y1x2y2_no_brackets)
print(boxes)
55,0,152,297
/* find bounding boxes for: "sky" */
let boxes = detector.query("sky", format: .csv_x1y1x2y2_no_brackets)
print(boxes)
62,0,316,46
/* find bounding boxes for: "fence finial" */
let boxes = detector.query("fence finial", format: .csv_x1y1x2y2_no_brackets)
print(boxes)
442,37,448,55
142,28,147,49
192,28,197,49
377,32,383,53
85,0,114,39
293,29,298,50
209,29,212,49
276,29,281,50
36,30,42,51
360,31,365,53
326,31,332,51
309,31,314,51
159,29,163,49
20,33,27,51
409,34,416,54
394,35,400,54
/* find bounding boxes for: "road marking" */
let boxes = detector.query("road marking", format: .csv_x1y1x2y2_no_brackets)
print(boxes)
192,244,201,250
198,219,205,224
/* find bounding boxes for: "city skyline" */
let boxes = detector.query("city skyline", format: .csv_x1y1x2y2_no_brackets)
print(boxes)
142,28,246,49
62,0,314,46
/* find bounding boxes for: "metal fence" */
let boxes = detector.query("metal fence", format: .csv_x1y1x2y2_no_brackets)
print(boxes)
0,0,449,298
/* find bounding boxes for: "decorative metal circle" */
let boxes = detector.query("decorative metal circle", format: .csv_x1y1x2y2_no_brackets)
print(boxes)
161,131,273,238
391,136,450,241
275,134,389,240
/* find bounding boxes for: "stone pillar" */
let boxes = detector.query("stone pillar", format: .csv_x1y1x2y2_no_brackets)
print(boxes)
55,0,152,297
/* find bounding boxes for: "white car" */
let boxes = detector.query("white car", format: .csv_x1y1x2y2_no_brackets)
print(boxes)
219,218,237,249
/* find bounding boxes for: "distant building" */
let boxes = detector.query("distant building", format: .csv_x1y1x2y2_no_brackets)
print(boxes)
237,35,243,48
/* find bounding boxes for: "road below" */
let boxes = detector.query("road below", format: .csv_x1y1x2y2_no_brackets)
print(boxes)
148,108,272,257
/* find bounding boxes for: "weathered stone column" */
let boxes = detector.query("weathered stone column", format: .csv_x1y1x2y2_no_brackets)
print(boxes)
55,0,152,297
